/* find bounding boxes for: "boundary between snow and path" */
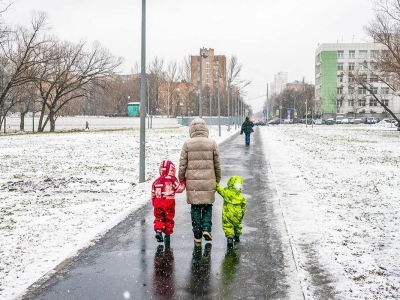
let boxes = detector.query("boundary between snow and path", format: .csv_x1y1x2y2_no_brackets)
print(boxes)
14,126,239,300
259,126,338,300
257,127,306,300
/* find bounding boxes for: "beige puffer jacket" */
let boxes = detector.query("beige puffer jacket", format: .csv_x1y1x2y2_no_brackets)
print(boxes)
178,118,221,204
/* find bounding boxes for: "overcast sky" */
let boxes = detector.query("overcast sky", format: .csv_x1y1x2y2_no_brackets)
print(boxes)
4,0,376,112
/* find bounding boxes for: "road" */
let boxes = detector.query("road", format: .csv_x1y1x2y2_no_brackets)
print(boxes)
20,127,304,300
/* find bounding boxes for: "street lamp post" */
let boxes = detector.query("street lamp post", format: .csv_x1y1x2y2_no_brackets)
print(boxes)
199,48,208,119
227,84,230,130
139,0,146,183
305,99,308,128
217,75,222,136
209,90,212,125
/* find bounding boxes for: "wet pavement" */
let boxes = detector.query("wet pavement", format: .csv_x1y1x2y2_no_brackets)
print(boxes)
21,127,304,300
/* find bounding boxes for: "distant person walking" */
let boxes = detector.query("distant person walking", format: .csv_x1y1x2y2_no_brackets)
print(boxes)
85,121,89,130
216,175,247,247
240,116,254,145
179,118,221,244
151,159,185,243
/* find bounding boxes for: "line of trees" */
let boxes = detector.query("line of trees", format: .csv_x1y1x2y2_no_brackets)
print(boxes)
0,9,123,132
265,78,315,120
0,4,251,132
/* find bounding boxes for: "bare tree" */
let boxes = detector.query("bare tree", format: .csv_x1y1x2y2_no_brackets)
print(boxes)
364,0,400,124
147,57,165,115
179,55,191,83
226,55,251,90
34,40,123,132
225,55,251,120
0,12,52,130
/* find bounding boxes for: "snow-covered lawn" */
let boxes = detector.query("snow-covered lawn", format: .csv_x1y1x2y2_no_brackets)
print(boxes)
260,124,400,299
1,123,399,299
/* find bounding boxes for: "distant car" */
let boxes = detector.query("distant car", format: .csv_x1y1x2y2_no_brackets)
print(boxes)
336,116,344,124
283,119,293,124
348,117,355,124
254,120,266,126
382,118,396,124
353,118,363,124
342,118,349,124
366,117,380,124
314,119,325,125
268,118,281,125
326,118,335,125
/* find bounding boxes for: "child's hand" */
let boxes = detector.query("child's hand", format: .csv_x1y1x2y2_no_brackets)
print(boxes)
176,180,186,193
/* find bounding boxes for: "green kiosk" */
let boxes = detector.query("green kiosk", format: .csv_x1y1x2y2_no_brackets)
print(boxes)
127,102,140,117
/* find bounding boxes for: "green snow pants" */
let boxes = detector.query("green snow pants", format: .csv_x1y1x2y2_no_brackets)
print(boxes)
190,204,213,239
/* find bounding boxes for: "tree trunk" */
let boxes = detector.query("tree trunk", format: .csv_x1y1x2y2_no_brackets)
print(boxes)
20,112,25,131
49,107,56,132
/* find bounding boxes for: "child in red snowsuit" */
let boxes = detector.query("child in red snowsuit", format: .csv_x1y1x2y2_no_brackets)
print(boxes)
152,159,185,243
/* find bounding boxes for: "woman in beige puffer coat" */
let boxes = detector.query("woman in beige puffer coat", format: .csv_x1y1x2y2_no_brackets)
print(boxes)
179,118,221,243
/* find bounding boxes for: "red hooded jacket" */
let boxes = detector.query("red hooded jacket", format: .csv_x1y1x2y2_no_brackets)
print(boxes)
152,160,185,203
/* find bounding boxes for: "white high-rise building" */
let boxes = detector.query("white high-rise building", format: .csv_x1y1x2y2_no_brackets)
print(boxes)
274,72,288,95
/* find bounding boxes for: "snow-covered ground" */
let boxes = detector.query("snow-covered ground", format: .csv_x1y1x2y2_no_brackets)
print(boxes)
260,124,400,299
1,123,399,299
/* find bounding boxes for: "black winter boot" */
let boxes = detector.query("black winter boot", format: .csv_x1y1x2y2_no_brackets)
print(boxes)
155,231,164,242
227,238,234,248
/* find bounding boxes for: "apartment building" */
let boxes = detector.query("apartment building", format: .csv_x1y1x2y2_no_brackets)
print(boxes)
190,48,226,91
315,43,400,118
274,72,288,95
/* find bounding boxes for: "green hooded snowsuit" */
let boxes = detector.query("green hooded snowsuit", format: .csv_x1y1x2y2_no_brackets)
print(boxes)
216,176,246,238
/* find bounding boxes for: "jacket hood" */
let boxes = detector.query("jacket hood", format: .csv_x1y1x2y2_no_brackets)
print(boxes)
159,159,176,177
189,118,209,138
227,175,243,191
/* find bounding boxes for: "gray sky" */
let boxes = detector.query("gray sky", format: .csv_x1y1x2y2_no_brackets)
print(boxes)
5,0,376,112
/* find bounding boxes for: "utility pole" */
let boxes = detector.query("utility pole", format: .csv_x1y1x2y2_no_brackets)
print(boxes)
266,84,269,124
139,0,146,183
198,48,208,118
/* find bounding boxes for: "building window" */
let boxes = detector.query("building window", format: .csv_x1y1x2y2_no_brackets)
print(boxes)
370,75,378,82
337,87,343,94
348,76,355,83
381,74,390,82
358,99,366,107
348,99,354,107
337,75,343,83
348,86,354,94
382,50,390,57
383,99,389,106
381,87,390,94
337,99,343,107
338,63,343,71
371,50,379,59
358,88,367,95
369,98,378,106
349,50,355,58
359,62,367,71
372,87,378,94
359,50,368,58
349,62,355,71
338,51,344,58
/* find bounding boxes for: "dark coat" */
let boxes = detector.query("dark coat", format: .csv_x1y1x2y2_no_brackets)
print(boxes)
240,120,254,134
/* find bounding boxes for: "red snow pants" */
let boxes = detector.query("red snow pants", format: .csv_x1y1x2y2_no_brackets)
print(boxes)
153,199,176,235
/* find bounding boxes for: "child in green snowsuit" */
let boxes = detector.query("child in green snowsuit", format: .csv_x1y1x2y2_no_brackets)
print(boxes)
216,175,246,247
